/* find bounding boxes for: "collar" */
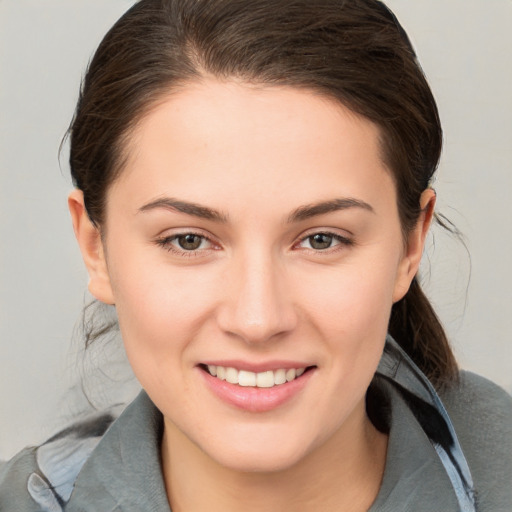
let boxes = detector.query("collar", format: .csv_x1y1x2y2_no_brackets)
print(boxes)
56,336,475,512
372,335,476,512
66,390,171,512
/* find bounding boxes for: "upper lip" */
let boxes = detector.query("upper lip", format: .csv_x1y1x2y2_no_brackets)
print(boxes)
199,360,315,373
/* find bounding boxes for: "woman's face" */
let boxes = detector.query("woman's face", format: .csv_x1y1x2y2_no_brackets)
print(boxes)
79,80,426,472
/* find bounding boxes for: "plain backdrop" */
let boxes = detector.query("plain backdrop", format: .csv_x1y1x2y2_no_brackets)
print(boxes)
1,0,511,459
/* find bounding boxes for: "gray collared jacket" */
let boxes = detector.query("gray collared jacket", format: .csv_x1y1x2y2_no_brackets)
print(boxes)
1,337,511,511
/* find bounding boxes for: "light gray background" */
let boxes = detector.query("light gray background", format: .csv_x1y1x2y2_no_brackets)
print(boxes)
1,0,511,459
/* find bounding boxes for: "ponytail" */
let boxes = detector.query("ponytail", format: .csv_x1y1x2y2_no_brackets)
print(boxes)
388,277,459,389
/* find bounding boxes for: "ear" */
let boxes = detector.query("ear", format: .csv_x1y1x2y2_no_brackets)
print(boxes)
392,189,436,302
68,189,115,305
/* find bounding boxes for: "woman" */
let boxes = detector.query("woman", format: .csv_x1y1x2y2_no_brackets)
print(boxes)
1,1,510,511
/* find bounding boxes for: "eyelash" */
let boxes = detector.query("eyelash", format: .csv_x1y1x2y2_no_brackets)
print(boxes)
294,232,354,253
155,231,217,257
154,230,354,257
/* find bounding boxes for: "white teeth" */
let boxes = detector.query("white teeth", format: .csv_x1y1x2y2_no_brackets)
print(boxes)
256,371,274,388
285,368,296,382
238,370,257,387
206,365,307,388
274,369,286,385
225,367,238,384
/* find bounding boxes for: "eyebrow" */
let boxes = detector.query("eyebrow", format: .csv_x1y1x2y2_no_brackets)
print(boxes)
287,198,375,223
138,196,374,224
138,198,228,223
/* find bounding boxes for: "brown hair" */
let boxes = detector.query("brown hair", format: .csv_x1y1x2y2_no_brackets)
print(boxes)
69,0,458,387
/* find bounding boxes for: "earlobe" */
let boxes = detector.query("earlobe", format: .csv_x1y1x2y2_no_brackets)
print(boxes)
392,189,436,303
68,190,115,305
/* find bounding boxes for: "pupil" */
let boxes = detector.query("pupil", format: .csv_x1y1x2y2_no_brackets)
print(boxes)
310,233,332,250
179,234,202,250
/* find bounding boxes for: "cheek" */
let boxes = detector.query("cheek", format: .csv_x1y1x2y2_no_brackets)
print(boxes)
297,254,399,336
292,251,400,391
106,248,222,374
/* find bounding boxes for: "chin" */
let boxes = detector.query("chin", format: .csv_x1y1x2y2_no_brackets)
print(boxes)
210,442,310,474
194,420,326,474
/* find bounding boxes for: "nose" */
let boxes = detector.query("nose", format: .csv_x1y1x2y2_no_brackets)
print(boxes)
216,251,298,345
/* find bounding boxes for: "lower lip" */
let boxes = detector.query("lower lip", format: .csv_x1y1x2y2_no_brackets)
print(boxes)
199,368,315,413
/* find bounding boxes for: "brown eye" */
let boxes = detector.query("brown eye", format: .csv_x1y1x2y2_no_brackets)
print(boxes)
296,232,353,252
156,232,215,255
177,234,204,250
308,233,334,250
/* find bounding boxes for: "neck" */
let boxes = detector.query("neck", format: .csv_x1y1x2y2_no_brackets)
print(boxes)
161,405,388,512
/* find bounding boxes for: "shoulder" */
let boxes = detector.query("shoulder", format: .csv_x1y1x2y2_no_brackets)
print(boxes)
440,371,512,510
0,410,118,512
0,447,40,511
441,371,512,432
442,370,511,405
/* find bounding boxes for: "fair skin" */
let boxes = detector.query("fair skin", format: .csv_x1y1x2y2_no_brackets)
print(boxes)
70,80,435,512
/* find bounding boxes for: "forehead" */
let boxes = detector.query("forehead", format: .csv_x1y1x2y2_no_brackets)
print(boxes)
109,80,395,217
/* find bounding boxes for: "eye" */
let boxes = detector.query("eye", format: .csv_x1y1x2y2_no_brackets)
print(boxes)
155,232,216,255
306,233,335,250
176,234,206,251
297,232,353,251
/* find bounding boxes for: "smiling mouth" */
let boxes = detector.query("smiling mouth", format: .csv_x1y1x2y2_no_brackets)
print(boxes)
200,364,315,388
